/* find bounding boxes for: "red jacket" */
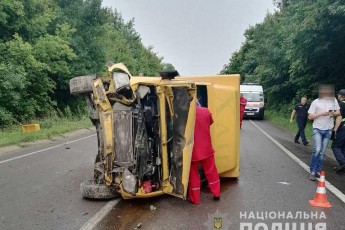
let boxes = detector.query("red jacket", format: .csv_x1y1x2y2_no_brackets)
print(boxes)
240,96,247,112
192,107,215,161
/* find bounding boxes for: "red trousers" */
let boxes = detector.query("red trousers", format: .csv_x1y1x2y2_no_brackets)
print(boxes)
188,156,220,204
240,110,244,128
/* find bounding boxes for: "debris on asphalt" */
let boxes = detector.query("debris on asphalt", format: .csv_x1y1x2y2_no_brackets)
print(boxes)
277,182,290,185
134,223,142,229
82,212,88,216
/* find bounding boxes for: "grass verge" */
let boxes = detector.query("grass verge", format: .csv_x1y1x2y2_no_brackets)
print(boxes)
0,117,92,147
265,110,313,142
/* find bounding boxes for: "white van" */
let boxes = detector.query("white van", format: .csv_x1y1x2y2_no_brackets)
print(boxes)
240,83,265,119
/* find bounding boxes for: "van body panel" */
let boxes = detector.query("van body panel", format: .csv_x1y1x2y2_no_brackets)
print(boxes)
180,75,240,178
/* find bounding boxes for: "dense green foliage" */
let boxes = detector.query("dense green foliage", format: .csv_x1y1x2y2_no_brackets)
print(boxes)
0,0,163,127
222,0,345,111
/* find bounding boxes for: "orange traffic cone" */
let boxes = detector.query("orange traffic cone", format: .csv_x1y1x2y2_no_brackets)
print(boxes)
309,171,332,208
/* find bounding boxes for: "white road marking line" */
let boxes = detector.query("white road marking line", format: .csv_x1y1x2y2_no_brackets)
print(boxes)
79,199,120,230
277,182,290,185
250,120,345,203
0,134,96,165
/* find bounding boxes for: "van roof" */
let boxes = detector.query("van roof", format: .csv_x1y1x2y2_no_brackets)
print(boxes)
240,84,263,92
241,83,260,85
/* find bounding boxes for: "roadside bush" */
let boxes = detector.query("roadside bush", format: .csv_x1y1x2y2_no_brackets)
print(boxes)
0,107,15,127
63,106,73,118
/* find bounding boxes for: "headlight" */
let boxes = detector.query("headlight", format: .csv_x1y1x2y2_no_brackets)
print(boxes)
113,72,130,90
122,169,137,195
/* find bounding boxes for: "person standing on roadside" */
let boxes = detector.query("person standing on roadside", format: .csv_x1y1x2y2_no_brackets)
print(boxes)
308,85,340,181
290,96,309,145
331,89,345,174
240,94,247,129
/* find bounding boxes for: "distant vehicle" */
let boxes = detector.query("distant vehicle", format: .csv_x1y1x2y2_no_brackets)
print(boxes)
240,83,265,119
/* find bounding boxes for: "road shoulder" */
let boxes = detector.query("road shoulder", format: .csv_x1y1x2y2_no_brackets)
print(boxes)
0,127,96,157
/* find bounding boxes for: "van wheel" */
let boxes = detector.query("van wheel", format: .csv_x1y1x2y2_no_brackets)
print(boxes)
70,76,95,95
80,180,119,199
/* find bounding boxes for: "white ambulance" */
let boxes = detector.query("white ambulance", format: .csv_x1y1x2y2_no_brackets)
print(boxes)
240,83,265,119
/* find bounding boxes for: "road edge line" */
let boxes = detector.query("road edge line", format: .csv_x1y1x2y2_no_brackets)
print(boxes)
79,199,120,230
250,120,345,203
0,134,96,165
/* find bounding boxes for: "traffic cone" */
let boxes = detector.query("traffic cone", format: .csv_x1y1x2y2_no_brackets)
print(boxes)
309,171,332,208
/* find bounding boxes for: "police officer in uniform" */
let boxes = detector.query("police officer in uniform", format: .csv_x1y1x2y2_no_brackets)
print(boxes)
290,96,309,145
331,89,345,174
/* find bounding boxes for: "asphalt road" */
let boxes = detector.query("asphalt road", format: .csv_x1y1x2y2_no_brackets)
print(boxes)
0,129,108,230
95,119,345,230
0,120,344,230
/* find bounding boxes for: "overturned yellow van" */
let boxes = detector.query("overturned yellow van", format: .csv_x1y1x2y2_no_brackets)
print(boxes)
69,63,240,200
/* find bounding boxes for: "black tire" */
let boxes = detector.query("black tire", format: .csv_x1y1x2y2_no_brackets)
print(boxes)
80,179,119,199
69,76,95,95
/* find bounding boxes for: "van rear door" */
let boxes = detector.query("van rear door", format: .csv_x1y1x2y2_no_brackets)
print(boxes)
160,84,197,199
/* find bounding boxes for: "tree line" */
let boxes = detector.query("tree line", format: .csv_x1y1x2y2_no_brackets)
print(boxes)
221,0,345,111
0,0,164,127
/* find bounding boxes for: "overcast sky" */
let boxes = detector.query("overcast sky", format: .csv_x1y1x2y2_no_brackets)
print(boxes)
102,0,276,75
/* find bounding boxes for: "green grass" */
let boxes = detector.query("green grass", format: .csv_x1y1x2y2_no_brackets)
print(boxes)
0,117,92,147
265,110,313,141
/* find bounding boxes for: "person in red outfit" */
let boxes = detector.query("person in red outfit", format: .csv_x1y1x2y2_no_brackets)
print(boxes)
240,94,247,129
188,106,220,204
